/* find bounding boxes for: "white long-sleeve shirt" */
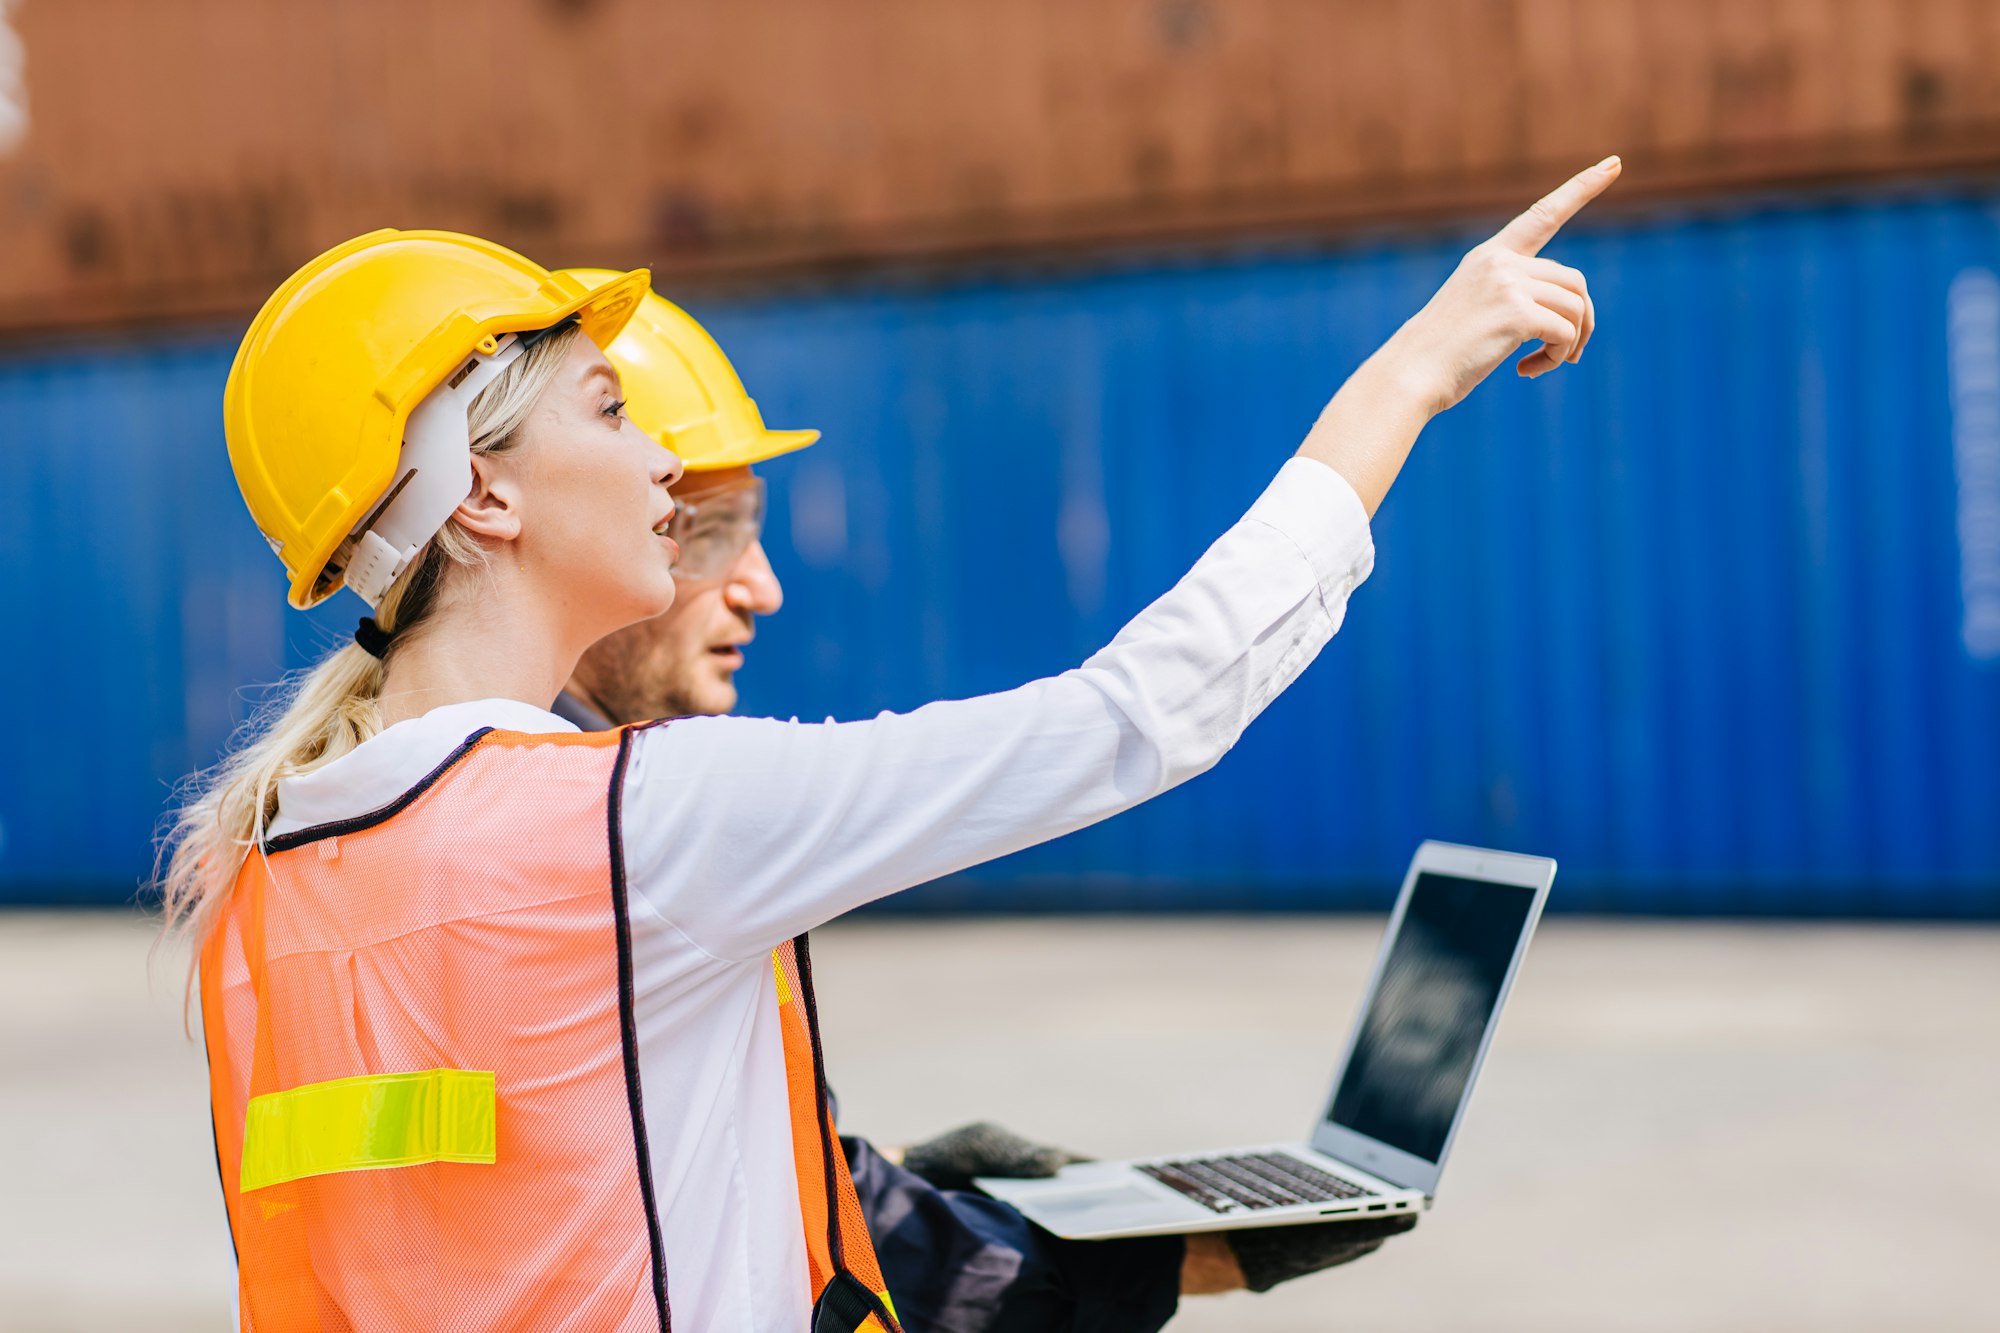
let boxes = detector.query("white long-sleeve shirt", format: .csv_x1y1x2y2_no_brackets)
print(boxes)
264,456,1375,1331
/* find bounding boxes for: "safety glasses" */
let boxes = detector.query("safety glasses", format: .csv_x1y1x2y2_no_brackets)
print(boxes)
667,475,767,581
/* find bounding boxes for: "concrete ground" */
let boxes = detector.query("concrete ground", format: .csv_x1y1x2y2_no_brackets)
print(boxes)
2,912,1996,1332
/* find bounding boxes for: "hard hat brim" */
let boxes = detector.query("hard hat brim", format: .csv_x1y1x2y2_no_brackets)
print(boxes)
685,428,820,472
567,269,652,358
556,268,825,474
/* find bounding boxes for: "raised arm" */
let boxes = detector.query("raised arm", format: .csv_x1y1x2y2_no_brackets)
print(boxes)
622,159,1621,960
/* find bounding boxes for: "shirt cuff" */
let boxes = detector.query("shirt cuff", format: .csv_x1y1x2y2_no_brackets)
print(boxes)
1243,457,1377,612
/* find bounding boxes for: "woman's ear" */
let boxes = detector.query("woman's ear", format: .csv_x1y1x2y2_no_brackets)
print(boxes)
454,452,524,544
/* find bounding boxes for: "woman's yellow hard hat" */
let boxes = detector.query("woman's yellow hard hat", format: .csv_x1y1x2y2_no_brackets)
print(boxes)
558,269,818,474
226,231,650,608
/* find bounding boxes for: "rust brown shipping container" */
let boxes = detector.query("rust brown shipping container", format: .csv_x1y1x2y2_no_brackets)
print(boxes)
3,0,2000,334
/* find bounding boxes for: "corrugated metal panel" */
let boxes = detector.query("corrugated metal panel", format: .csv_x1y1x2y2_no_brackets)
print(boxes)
5,190,1999,912
6,1,2000,332
0,336,284,901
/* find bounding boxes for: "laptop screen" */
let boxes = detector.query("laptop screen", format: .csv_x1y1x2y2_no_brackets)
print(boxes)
1325,871,1535,1163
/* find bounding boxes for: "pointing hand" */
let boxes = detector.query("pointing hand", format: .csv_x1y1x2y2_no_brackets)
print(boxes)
1387,155,1622,413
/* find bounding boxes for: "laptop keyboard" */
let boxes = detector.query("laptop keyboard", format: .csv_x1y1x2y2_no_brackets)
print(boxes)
1136,1152,1376,1215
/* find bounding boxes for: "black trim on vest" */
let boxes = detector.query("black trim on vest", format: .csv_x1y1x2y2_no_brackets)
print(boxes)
610,722,673,1331
199,1015,241,1267
260,728,496,853
814,1271,892,1333
793,933,903,1333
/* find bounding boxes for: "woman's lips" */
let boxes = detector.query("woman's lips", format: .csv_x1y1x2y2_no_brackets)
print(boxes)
658,532,681,563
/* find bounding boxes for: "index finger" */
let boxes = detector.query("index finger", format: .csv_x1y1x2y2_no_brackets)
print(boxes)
1494,156,1622,256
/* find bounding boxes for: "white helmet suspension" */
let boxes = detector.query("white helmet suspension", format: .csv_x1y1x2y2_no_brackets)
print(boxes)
341,333,529,609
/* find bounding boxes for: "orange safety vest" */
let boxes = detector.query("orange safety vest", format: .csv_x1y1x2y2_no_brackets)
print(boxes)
201,725,900,1332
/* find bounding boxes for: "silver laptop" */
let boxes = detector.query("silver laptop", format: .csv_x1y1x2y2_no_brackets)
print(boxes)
977,841,1555,1239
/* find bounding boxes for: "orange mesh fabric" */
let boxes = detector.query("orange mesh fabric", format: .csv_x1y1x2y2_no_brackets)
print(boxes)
774,940,900,1332
202,729,666,1332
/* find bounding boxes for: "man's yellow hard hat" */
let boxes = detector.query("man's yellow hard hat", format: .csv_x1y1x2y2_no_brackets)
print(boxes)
559,269,818,473
227,231,650,608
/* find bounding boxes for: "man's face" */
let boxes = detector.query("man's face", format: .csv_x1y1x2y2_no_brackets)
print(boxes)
567,465,784,721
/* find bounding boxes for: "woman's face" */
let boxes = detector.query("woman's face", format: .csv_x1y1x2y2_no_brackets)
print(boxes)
496,335,685,641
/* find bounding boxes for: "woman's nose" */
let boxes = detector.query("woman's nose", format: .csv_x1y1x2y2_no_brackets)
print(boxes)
653,446,685,490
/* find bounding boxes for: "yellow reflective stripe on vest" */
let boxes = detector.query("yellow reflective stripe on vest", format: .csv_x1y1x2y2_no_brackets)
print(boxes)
240,1068,496,1193
773,949,793,1005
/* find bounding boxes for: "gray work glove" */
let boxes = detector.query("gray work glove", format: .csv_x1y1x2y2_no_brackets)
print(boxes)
899,1121,1089,1191
1223,1212,1417,1292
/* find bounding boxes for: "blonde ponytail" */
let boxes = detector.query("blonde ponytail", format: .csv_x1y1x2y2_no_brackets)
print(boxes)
158,324,583,951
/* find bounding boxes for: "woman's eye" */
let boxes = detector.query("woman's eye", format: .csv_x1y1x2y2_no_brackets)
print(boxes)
603,399,627,422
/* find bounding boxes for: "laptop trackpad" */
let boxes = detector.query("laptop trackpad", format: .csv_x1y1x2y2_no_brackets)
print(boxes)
1023,1182,1173,1234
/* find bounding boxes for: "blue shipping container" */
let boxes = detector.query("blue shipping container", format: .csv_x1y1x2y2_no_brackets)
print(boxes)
4,191,1999,914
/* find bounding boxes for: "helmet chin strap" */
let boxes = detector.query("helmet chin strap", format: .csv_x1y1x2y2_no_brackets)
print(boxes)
343,334,529,608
